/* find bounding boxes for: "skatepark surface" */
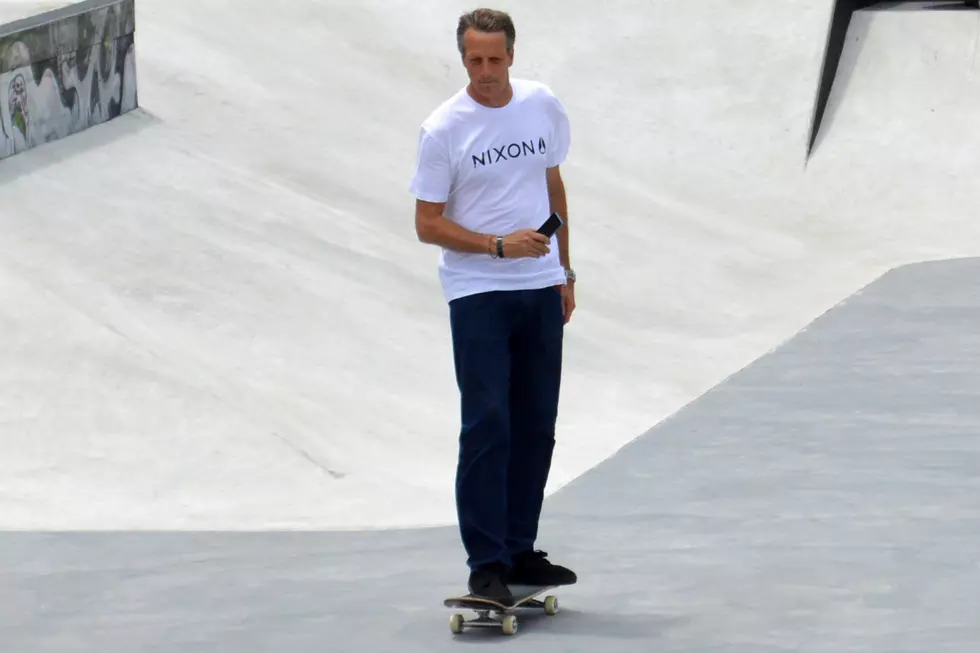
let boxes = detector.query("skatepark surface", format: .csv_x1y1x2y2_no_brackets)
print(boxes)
2,0,980,650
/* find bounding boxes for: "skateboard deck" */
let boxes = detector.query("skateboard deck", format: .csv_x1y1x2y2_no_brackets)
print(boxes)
443,584,561,636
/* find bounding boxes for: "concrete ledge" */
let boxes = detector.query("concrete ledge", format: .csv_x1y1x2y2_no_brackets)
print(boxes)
0,0,137,160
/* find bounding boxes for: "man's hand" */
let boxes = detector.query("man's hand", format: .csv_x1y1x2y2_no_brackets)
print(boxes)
501,229,551,258
559,281,576,324
416,201,554,259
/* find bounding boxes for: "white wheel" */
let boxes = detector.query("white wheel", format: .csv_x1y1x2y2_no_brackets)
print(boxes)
544,595,559,615
502,614,518,636
449,613,464,634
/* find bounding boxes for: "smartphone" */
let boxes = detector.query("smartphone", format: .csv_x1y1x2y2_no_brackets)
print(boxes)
537,212,564,237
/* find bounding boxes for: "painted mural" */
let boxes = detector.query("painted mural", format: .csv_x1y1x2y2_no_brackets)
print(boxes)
0,0,137,160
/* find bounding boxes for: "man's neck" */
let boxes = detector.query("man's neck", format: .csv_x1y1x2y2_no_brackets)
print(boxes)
467,82,513,108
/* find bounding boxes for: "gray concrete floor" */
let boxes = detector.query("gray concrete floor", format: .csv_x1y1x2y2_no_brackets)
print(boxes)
4,258,979,651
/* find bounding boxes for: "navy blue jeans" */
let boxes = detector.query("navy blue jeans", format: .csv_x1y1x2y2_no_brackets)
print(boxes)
448,286,564,571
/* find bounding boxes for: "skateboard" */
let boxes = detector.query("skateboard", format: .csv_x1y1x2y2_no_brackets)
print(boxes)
443,584,561,636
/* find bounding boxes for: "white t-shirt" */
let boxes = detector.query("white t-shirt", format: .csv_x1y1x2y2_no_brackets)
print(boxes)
410,78,571,303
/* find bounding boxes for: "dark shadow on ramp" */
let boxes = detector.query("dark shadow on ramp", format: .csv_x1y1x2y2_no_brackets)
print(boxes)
3,258,980,651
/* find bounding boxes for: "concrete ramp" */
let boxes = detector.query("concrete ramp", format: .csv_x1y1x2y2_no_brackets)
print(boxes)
0,0,847,531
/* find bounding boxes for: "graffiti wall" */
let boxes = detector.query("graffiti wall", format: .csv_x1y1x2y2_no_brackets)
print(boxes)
0,0,137,160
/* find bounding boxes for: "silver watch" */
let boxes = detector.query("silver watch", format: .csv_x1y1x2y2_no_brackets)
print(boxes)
564,267,576,282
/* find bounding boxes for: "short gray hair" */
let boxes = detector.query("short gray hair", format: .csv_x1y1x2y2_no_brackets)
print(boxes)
456,8,516,56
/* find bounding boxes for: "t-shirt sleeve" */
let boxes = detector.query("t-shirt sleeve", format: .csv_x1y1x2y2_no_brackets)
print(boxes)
544,92,571,168
409,127,452,203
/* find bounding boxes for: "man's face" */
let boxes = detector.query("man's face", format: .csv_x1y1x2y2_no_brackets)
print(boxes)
461,28,513,99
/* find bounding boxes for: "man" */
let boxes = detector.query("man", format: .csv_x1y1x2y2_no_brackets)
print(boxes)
409,8,578,601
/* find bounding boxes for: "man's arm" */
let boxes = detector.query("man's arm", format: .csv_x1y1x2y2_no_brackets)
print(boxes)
546,165,571,271
415,199,495,254
415,199,552,259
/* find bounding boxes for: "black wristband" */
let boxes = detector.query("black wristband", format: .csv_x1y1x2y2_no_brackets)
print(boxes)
496,236,505,258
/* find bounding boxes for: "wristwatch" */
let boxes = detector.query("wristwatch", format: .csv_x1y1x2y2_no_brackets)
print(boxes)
564,267,576,283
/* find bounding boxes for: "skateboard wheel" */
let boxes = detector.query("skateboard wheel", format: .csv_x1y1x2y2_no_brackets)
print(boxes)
544,595,559,615
449,613,464,634
502,615,518,636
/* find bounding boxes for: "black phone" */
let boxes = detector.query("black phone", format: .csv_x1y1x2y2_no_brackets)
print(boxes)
537,212,564,237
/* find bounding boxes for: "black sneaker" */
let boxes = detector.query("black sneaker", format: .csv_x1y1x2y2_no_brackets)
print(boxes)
467,562,513,602
508,550,577,586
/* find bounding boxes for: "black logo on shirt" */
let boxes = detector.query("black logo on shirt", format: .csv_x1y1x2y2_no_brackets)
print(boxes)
472,137,546,168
